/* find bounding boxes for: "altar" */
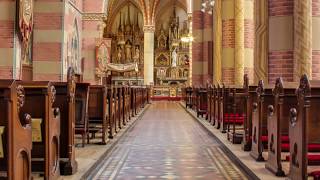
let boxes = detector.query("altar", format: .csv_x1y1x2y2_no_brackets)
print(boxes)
153,5,190,98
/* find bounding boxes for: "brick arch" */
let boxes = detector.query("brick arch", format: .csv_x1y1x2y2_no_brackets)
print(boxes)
105,0,144,33
154,0,187,23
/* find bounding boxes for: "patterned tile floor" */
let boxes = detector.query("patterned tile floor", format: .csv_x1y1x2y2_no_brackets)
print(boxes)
91,102,247,180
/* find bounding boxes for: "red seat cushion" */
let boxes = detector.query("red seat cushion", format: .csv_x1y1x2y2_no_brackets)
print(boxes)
308,144,320,152
309,171,320,179
286,154,320,165
282,143,320,152
223,113,244,124
259,135,288,143
281,136,289,143
282,143,290,152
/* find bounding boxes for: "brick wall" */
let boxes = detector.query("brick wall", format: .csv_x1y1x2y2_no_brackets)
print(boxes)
268,0,294,16
268,0,294,83
313,0,320,80
32,0,63,81
268,51,294,82
222,68,235,85
244,19,254,49
0,0,15,79
222,19,235,48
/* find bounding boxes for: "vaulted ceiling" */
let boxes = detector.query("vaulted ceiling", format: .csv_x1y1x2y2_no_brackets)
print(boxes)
106,0,188,26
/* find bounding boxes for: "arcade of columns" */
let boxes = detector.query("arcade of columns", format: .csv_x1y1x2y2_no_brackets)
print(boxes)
193,0,320,86
0,0,319,86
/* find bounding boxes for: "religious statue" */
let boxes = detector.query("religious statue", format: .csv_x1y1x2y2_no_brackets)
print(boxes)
133,46,140,62
171,48,177,68
157,24,167,49
184,55,190,66
125,41,132,62
117,46,122,63
97,44,109,70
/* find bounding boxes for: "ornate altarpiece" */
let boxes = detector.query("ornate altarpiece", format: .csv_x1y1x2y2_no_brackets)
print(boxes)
154,6,190,97
106,5,144,86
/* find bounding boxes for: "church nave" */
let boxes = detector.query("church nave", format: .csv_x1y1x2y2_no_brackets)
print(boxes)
89,102,246,180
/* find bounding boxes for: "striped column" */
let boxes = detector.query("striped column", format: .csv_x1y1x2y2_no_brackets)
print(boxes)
234,0,245,85
221,0,235,85
293,0,312,81
143,26,155,85
213,0,222,83
244,0,254,84
192,1,204,86
0,0,15,79
33,0,64,81
82,0,105,84
254,0,268,83
312,0,320,80
203,12,213,84
268,0,294,83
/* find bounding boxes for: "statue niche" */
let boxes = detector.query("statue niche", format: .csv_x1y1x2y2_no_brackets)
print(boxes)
157,25,167,49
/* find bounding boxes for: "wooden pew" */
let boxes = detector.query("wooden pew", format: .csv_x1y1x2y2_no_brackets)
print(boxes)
114,87,121,133
116,86,124,130
192,87,197,112
122,86,129,125
206,85,213,121
209,85,215,126
216,84,223,130
108,86,116,138
87,85,108,145
288,75,320,180
75,83,90,147
250,80,274,161
265,78,296,176
0,80,32,180
221,84,233,133
52,68,78,175
124,86,131,122
226,75,250,144
197,87,207,118
131,87,136,117
242,83,258,151
226,86,246,144
19,81,60,179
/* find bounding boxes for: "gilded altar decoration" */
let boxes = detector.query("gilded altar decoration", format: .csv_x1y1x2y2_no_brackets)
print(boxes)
154,4,190,97
18,0,33,63
103,3,144,85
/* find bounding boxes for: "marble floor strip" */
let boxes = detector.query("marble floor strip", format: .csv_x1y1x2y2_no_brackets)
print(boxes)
91,101,246,180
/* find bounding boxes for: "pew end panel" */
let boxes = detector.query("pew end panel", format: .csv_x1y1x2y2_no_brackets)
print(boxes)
19,81,61,179
266,78,297,176
250,80,274,162
288,76,320,180
88,85,108,145
52,67,78,175
0,80,33,180
75,83,90,147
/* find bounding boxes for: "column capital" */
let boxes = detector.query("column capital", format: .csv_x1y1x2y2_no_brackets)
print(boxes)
143,25,155,33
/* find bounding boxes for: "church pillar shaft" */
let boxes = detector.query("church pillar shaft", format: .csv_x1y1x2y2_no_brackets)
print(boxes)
234,0,245,85
312,0,320,80
294,0,312,81
254,0,268,84
143,26,155,85
213,0,222,83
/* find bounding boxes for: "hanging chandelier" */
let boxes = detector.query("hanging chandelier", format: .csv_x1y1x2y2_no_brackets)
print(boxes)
201,0,215,14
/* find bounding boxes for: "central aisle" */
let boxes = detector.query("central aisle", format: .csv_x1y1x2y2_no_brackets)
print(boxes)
91,102,246,180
